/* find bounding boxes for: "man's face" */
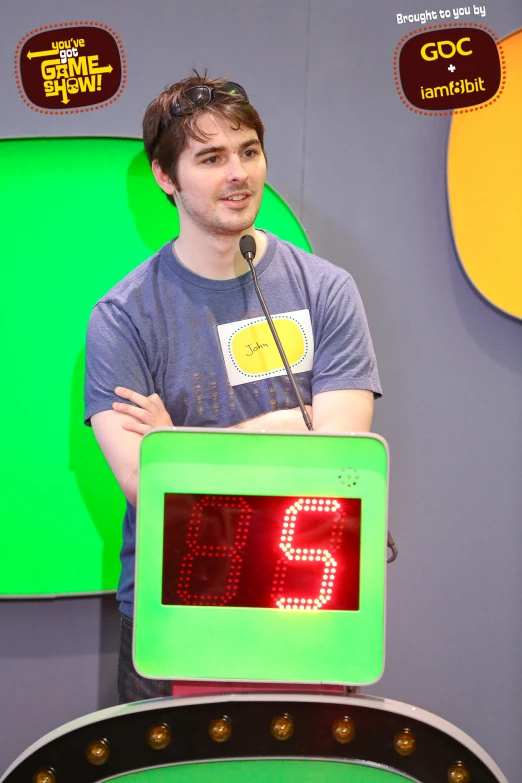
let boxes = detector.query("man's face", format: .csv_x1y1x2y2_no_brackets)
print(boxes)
165,113,267,236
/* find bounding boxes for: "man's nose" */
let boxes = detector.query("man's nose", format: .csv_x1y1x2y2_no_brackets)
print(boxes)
226,155,248,181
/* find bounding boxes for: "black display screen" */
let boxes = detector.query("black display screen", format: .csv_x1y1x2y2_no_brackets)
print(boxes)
162,494,361,611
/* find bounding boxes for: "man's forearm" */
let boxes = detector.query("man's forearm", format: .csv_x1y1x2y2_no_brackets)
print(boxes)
232,389,375,434
230,406,311,432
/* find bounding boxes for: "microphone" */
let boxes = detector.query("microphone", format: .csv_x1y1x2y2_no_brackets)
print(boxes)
239,233,256,263
240,235,313,431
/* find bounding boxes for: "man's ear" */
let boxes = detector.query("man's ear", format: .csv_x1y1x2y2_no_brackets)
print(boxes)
152,159,176,197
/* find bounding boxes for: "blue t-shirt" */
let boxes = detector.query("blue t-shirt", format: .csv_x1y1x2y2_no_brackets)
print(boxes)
84,230,381,617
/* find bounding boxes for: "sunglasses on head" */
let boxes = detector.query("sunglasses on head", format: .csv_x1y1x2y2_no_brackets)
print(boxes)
170,81,249,116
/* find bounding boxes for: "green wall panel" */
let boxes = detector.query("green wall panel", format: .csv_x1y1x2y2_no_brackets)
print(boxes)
0,138,312,597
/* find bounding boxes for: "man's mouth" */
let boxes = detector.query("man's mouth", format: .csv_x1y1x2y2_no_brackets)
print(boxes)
220,191,252,202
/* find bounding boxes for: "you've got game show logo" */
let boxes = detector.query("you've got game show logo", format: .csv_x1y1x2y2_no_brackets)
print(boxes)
15,21,126,113
395,25,505,115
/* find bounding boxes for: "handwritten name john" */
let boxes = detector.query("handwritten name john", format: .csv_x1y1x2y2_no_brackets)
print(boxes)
245,341,268,357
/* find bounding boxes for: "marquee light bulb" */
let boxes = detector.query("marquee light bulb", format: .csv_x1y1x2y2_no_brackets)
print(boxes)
85,739,110,766
332,716,356,744
448,762,471,782
394,729,416,757
147,723,172,750
32,771,56,783
209,716,232,743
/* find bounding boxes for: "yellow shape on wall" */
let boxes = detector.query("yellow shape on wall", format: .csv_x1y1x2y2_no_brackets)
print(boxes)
448,28,522,319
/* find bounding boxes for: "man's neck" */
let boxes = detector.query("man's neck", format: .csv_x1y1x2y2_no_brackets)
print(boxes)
173,225,267,281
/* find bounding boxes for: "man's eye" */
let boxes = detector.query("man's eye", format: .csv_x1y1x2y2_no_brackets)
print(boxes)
203,156,219,164
244,149,258,158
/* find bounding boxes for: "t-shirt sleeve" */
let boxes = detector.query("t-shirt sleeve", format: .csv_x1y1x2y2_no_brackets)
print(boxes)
84,301,154,426
311,275,382,398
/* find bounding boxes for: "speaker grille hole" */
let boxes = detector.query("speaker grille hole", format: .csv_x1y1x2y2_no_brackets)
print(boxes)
338,468,360,488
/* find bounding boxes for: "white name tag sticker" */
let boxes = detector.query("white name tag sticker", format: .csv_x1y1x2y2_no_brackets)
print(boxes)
217,309,314,387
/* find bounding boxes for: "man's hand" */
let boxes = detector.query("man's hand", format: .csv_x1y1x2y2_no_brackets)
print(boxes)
112,387,173,435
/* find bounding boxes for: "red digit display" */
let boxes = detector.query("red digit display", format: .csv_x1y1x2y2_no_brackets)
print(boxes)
176,496,252,606
162,494,361,611
272,498,341,610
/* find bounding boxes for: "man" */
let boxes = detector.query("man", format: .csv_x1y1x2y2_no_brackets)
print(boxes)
84,73,382,703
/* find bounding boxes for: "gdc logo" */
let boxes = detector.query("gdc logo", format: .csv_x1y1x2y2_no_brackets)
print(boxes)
397,26,503,112
420,38,473,60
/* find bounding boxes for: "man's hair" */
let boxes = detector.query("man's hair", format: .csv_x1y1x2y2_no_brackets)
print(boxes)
142,71,266,206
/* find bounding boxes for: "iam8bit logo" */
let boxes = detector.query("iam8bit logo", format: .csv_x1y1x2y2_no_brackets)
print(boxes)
15,22,126,113
395,25,505,115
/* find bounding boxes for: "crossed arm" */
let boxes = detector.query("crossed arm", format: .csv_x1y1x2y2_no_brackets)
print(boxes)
91,386,374,508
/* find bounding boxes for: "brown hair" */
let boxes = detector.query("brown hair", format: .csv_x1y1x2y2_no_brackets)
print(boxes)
142,71,266,206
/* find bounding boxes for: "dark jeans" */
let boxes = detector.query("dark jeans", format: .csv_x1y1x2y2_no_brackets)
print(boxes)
118,613,173,704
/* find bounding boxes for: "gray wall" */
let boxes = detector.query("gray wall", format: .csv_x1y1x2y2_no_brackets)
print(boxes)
2,0,521,780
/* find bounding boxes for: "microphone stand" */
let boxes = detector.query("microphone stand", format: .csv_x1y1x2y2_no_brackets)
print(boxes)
240,236,397,561
244,254,313,430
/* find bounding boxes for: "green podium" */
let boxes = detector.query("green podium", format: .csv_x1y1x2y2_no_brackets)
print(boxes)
135,429,388,685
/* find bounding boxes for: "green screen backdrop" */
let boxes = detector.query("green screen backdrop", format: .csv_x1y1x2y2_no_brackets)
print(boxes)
0,138,312,597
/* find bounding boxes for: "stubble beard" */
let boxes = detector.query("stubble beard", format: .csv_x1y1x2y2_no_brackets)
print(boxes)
177,190,260,238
